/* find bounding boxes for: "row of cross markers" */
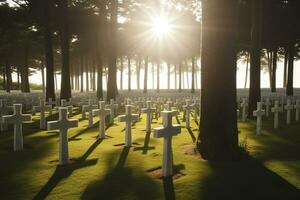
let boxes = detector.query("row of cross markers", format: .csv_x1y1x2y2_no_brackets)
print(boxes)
1,95,299,177
0,98,201,177
240,98,300,135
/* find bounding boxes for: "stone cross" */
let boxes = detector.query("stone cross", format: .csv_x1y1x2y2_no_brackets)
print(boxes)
2,104,32,151
82,99,96,119
183,100,192,128
47,98,55,116
82,100,97,128
265,98,272,117
153,111,181,177
284,99,294,125
108,99,118,124
93,101,111,139
271,101,283,129
47,107,78,165
253,102,265,135
141,101,156,133
118,105,139,147
294,100,300,122
61,99,73,116
191,100,200,122
165,101,178,117
33,99,52,129
240,98,248,122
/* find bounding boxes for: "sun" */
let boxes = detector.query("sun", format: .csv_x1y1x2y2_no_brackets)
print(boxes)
151,16,171,37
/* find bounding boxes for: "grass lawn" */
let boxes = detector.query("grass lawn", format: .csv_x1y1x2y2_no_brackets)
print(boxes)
0,109,299,200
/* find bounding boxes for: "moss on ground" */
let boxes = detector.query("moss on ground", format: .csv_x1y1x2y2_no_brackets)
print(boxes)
0,109,299,200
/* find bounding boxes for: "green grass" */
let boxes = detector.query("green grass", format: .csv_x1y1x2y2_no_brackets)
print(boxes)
0,109,299,200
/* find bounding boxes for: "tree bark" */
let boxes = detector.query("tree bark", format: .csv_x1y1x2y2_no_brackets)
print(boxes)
59,0,71,100
143,57,148,93
5,61,11,93
106,0,118,101
191,57,195,93
21,46,30,93
44,0,55,100
156,61,160,93
80,55,84,93
137,57,141,90
85,57,89,92
197,0,238,160
271,49,277,92
41,59,45,94
167,62,170,90
286,42,294,96
120,57,123,90
248,0,262,118
244,53,249,88
283,47,288,88
128,56,131,91
179,63,182,92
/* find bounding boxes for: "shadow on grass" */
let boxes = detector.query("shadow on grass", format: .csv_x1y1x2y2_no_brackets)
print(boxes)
33,139,103,200
198,158,300,199
187,128,196,143
81,146,162,200
133,132,155,154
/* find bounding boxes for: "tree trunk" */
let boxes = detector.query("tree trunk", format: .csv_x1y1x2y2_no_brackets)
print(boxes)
17,66,20,89
197,0,238,160
85,57,89,92
2,68,6,90
156,61,160,93
21,46,30,93
41,59,45,94
248,0,262,118
80,55,84,92
128,56,131,91
283,48,288,88
44,0,55,100
174,64,177,89
137,57,141,90
267,51,272,89
286,42,294,96
96,1,105,99
167,62,170,90
271,49,277,92
120,57,123,90
5,61,11,93
244,53,249,88
106,0,118,101
143,57,148,93
179,63,182,92
59,0,71,100
152,62,155,89
191,57,195,93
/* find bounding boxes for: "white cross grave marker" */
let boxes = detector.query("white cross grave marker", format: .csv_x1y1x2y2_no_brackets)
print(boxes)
284,99,293,125
183,100,192,128
47,107,78,165
153,111,181,177
93,101,111,139
82,100,97,128
118,105,139,147
141,101,156,133
61,99,73,116
265,98,272,117
2,104,32,151
253,102,265,135
271,101,283,129
108,99,118,124
33,99,52,129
